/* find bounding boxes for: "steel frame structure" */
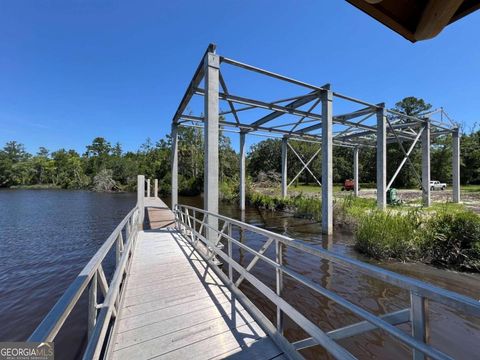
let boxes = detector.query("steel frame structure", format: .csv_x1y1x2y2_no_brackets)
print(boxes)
171,44,460,235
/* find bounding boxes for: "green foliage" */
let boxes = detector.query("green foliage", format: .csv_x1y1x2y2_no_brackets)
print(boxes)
423,210,480,271
246,190,480,272
460,128,480,184
219,179,239,203
394,96,432,116
355,210,425,261
354,206,480,271
0,127,238,194
248,192,292,211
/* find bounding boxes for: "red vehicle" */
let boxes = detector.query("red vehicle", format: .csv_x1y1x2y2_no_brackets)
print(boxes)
341,179,356,191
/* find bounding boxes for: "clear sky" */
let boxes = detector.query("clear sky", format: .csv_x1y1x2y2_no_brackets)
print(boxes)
1,1,479,154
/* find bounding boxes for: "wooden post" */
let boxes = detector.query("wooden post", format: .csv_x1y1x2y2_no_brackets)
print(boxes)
146,179,151,198
154,179,158,198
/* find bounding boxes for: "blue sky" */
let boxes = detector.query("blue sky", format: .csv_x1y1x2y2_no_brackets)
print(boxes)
1,1,479,154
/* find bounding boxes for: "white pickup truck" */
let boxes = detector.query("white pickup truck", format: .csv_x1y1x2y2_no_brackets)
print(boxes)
430,180,447,190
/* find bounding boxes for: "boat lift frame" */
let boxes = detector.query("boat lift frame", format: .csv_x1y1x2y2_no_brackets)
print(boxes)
171,44,460,234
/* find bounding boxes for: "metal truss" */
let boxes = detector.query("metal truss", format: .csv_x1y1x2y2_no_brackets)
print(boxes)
173,44,458,149
170,44,462,231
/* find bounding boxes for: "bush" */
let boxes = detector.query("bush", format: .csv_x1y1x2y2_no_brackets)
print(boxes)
423,210,480,271
220,180,239,203
354,210,424,261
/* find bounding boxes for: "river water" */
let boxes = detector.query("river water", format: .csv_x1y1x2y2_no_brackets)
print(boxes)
1,190,479,359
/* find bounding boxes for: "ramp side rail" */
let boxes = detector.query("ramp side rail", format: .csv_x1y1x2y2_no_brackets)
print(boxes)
175,204,480,360
29,206,141,360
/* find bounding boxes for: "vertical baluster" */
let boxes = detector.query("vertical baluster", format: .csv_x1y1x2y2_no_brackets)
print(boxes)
192,210,196,242
88,271,98,339
116,233,123,267
410,291,427,360
126,219,131,242
180,211,186,233
188,210,195,243
228,222,233,282
185,208,191,237
276,239,283,334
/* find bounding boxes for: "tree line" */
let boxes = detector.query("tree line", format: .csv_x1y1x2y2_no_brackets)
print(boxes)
1,98,479,193
0,129,239,194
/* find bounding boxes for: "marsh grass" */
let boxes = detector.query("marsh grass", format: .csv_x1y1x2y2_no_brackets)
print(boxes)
355,209,425,261
423,210,480,271
247,190,480,271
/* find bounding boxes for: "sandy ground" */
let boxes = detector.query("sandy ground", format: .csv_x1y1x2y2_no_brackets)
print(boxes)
354,189,480,213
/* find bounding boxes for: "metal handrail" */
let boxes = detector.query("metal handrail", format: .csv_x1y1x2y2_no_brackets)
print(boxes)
29,206,140,359
175,204,480,360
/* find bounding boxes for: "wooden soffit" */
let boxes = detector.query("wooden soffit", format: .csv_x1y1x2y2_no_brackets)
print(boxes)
346,0,480,42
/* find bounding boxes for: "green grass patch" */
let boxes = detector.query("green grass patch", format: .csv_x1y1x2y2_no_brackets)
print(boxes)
355,209,424,261
461,184,480,193
354,206,480,271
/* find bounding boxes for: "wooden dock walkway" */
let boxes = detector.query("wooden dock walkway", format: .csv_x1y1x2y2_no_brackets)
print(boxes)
107,197,284,360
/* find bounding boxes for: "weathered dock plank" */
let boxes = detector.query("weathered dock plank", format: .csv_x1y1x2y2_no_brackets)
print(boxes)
107,199,282,360
144,197,176,229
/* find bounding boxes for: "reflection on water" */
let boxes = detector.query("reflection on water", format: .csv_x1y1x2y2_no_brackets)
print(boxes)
1,191,478,359
167,195,480,359
0,190,136,359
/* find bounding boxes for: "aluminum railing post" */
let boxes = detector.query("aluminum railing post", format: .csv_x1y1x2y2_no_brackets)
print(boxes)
228,223,233,282
276,239,284,334
410,291,427,360
88,271,98,339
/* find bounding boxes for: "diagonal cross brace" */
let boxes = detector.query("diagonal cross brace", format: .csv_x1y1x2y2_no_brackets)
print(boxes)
293,308,410,350
235,238,275,287
386,117,424,189
250,91,320,128
287,143,322,187
219,71,241,124
387,127,424,191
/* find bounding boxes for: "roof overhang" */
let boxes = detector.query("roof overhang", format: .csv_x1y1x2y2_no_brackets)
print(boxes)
346,0,480,42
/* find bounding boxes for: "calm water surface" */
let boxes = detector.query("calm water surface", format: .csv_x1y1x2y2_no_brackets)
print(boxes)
0,190,135,358
1,190,479,359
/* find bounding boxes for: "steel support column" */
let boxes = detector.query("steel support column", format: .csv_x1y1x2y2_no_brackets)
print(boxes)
171,124,178,209
137,175,145,227
204,51,220,242
452,128,460,203
321,89,333,235
421,121,431,207
376,107,387,210
281,137,288,198
353,147,359,197
239,132,246,210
